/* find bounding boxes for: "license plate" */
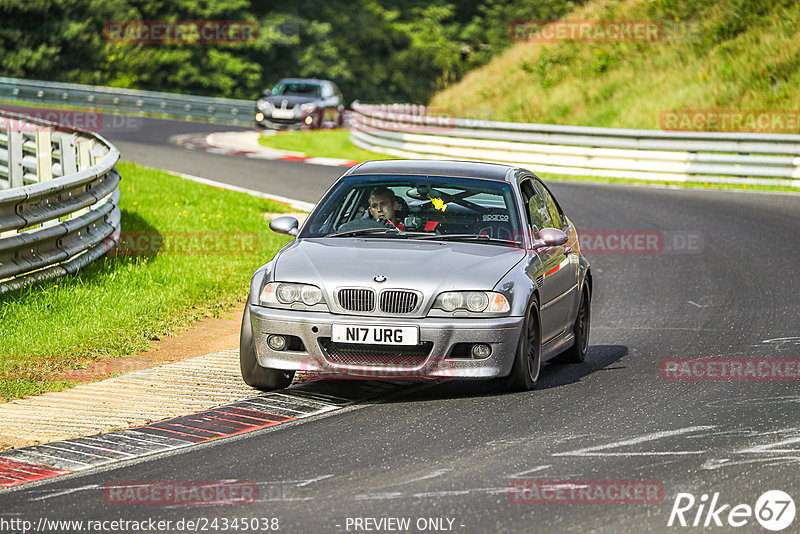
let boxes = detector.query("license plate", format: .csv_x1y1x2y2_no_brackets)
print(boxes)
332,325,419,345
271,109,294,119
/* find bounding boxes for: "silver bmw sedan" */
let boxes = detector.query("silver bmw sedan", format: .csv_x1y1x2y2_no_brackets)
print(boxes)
241,160,592,392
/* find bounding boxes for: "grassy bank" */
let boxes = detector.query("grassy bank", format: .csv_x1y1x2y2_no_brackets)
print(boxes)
430,0,800,131
258,129,398,162
0,162,292,400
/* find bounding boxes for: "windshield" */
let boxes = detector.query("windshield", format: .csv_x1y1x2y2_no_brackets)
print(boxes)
300,175,524,246
271,81,322,97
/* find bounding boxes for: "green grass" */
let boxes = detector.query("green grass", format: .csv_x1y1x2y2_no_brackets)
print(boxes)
0,161,292,400
431,0,800,131
259,129,400,161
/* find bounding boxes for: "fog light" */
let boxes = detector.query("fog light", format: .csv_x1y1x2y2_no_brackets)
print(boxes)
255,112,264,121
304,115,314,125
267,335,287,351
471,343,491,359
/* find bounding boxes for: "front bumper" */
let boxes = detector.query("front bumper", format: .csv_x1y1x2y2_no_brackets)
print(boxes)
254,112,316,130
248,304,524,379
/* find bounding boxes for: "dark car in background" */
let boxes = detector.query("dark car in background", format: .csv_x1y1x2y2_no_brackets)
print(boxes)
254,78,345,129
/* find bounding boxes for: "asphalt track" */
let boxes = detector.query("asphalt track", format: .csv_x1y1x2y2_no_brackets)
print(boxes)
2,114,800,533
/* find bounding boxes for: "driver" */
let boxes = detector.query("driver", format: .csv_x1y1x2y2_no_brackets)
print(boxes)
367,186,404,229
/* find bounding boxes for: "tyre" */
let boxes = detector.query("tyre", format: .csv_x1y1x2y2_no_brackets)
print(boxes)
556,284,591,363
240,305,295,391
500,299,541,392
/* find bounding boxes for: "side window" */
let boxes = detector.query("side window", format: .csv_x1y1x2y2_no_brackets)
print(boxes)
321,84,334,98
520,179,551,232
535,180,563,229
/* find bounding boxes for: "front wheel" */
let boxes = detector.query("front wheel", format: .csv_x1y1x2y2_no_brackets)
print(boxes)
499,299,541,392
240,305,295,391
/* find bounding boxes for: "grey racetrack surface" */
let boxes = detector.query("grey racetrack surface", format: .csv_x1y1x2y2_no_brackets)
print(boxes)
2,113,800,533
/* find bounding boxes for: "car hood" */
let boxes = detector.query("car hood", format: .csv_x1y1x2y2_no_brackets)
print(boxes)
259,95,320,107
273,238,525,298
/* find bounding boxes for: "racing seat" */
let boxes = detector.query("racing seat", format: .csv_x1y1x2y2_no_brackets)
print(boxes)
470,209,514,240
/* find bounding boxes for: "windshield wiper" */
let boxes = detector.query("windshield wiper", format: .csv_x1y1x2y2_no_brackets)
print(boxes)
326,227,401,238
415,233,521,245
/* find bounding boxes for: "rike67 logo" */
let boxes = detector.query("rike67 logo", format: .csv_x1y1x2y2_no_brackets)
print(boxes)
668,490,795,531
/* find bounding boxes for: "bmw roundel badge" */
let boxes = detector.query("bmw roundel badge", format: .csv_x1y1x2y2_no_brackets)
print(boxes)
374,275,387,283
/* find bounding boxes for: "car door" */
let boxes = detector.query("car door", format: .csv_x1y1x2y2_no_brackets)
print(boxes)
520,179,573,345
535,179,581,329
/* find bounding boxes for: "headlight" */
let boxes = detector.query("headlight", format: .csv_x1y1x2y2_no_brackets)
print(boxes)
433,291,509,313
260,282,326,308
300,285,323,305
257,100,272,110
276,284,300,303
300,103,317,113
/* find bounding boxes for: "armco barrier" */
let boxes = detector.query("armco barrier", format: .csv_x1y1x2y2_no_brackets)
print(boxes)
350,103,800,187
0,76,252,125
0,110,121,294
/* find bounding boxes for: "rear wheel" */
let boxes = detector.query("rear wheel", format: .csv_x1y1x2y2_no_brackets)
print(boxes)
500,299,541,392
556,285,591,363
240,305,295,391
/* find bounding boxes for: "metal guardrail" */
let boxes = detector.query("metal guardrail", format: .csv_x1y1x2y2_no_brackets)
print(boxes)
350,103,800,187
0,110,121,294
0,76,253,125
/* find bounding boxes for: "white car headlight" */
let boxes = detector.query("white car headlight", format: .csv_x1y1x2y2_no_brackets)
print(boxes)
300,103,317,113
260,282,326,308
300,285,323,305
257,100,272,110
433,291,509,313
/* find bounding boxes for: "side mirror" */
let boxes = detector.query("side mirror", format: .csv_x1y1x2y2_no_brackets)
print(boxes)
532,227,568,249
269,216,299,237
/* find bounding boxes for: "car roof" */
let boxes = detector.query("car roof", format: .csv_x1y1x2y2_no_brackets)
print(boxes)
276,78,327,85
345,160,517,181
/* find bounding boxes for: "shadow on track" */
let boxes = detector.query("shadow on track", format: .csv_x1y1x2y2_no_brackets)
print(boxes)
283,344,628,403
